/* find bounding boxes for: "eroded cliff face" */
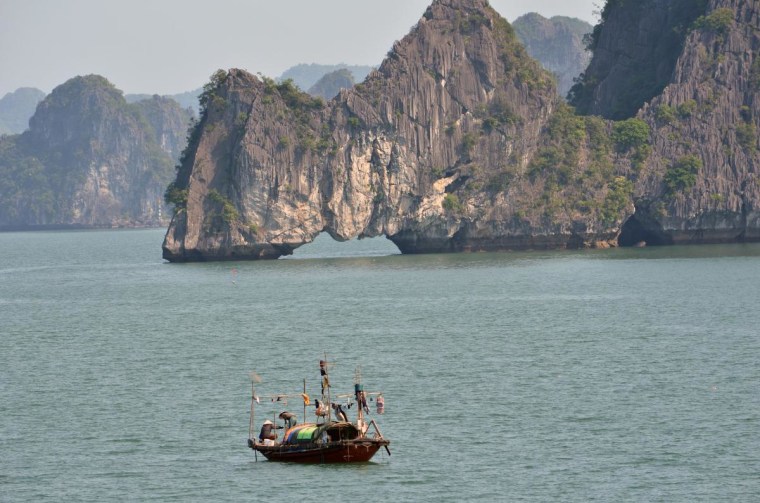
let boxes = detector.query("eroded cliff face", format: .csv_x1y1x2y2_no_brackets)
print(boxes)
602,0,760,245
163,0,760,261
165,0,628,261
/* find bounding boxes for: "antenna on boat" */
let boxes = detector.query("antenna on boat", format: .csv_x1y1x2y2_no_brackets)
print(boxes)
354,366,366,430
323,352,333,422
248,371,262,459
249,379,255,441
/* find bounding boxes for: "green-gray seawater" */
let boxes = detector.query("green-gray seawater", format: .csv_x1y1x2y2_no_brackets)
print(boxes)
2,229,759,501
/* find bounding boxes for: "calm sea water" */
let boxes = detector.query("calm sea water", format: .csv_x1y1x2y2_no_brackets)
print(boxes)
1,229,759,502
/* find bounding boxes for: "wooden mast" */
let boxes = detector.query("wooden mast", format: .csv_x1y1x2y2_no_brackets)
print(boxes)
324,352,333,422
249,377,258,461
354,366,365,434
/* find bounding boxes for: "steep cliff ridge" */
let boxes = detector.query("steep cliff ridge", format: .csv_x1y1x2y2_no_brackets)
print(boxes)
163,0,760,261
0,75,192,228
163,0,574,260
337,0,558,249
622,0,760,245
569,0,709,119
164,70,328,259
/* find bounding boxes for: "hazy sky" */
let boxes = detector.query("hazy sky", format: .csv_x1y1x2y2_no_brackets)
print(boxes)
0,0,599,97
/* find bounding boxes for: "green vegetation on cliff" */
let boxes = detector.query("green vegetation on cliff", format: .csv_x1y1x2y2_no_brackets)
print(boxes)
528,103,589,186
199,69,229,116
664,155,702,194
524,104,646,225
736,122,757,154
263,77,329,154
205,189,239,231
163,0,760,262
164,182,188,212
263,78,324,112
692,7,734,34
611,118,651,169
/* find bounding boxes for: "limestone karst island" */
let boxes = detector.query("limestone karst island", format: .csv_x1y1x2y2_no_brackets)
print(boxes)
161,0,759,261
1,0,758,261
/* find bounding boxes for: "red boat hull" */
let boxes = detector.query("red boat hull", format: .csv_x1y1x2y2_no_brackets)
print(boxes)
252,439,389,463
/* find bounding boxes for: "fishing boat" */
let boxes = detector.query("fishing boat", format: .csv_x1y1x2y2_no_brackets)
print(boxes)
247,359,390,463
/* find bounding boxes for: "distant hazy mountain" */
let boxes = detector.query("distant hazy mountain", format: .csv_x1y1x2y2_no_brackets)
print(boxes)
126,88,201,115
308,68,355,100
0,87,46,135
168,88,202,113
279,64,374,91
512,13,592,98
0,75,193,229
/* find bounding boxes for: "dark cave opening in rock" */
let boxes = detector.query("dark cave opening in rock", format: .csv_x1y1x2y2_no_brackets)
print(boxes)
618,212,671,247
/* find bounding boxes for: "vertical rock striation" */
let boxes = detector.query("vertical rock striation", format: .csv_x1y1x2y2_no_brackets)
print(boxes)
163,0,760,261
577,0,760,245
163,0,565,260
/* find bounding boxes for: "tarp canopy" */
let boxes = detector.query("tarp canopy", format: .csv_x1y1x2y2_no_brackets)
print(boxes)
282,422,360,445
284,425,318,444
